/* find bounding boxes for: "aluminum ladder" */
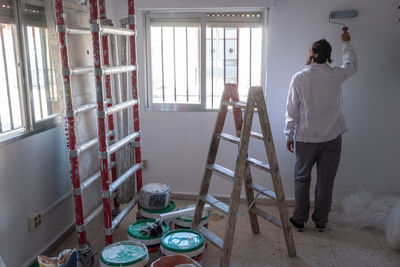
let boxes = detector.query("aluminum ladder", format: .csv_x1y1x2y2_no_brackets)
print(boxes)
55,0,142,264
192,84,296,266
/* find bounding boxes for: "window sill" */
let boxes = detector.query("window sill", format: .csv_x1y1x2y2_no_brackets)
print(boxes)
0,115,62,148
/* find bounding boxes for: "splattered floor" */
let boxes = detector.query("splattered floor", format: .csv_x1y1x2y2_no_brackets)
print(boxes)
48,199,400,266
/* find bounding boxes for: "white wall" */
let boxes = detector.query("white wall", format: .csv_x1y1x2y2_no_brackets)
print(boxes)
108,0,400,200
0,127,73,267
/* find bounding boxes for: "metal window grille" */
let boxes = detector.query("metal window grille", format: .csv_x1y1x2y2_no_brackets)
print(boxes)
146,11,264,111
206,26,262,109
150,25,201,105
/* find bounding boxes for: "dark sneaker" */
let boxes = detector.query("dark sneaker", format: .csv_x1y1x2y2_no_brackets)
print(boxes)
315,222,326,232
290,217,304,232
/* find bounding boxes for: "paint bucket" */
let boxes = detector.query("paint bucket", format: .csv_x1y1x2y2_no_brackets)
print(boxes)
174,205,210,229
100,241,149,267
150,254,201,267
139,201,176,220
160,229,205,263
127,219,170,253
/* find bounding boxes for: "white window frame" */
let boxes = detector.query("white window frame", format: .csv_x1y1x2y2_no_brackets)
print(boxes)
143,8,269,112
0,0,61,147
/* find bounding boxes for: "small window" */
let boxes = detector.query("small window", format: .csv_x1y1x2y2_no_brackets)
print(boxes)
0,0,60,141
145,11,266,111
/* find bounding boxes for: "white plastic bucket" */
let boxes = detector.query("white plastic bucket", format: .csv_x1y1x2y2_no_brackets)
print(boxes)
160,229,205,263
100,241,149,267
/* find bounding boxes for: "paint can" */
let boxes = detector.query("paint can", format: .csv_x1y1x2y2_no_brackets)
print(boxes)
160,229,205,263
100,241,149,267
127,219,170,258
174,205,210,229
139,201,176,220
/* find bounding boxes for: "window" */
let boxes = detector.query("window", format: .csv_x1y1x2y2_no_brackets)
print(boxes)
0,0,60,141
145,11,266,111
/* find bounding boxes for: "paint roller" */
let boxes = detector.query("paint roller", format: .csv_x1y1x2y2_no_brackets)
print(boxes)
329,9,358,33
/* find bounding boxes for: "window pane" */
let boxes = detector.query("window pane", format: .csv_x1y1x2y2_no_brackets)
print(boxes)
206,26,262,109
0,23,22,134
150,25,200,105
25,2,60,122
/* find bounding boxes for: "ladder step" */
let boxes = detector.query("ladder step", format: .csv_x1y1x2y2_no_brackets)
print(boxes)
101,25,136,36
207,164,234,181
81,162,116,193
222,100,247,109
250,131,263,141
103,64,136,75
74,99,111,116
70,66,93,75
78,136,99,154
106,99,138,115
109,163,142,193
202,194,229,214
78,131,114,155
108,132,140,155
83,204,103,229
218,132,240,145
247,156,271,173
195,225,224,249
249,206,282,228
67,27,90,35
74,102,97,115
249,183,276,199
112,197,137,230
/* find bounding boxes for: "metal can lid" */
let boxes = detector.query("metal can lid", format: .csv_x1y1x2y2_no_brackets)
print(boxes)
175,205,210,223
161,229,205,253
140,201,176,214
100,241,148,266
127,219,169,240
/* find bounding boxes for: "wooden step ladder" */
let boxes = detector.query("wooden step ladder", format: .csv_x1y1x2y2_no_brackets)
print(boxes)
192,84,296,266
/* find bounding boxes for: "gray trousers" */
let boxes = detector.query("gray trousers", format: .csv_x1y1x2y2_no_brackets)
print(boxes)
293,135,342,224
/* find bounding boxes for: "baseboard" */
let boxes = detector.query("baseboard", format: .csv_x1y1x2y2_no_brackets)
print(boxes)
24,221,76,267
172,192,302,207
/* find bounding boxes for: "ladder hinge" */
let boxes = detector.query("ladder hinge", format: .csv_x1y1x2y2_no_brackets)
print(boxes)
56,24,67,33
98,151,108,160
69,149,79,158
104,227,113,236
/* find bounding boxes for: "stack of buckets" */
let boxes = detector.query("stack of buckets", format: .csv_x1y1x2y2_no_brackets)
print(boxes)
99,184,208,266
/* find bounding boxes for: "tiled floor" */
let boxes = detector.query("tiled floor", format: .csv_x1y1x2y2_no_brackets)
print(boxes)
48,199,400,266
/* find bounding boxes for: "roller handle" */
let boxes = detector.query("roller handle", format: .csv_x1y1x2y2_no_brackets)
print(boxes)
343,26,348,33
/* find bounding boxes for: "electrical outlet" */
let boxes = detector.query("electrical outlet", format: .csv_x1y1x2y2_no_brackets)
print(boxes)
142,159,148,169
27,213,42,231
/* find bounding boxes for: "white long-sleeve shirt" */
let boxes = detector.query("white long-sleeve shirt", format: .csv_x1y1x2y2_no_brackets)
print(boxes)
284,42,357,143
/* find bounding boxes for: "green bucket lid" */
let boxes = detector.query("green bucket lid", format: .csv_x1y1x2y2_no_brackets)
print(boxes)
100,241,148,266
140,201,176,214
128,219,170,240
161,229,205,253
